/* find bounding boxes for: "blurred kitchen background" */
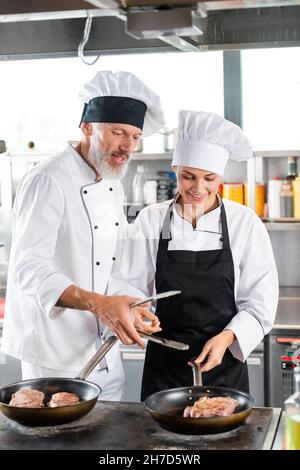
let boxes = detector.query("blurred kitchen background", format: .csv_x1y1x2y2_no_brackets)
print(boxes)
1,47,300,408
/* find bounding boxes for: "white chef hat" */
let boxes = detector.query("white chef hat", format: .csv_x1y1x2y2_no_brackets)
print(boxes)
79,70,165,137
172,110,253,176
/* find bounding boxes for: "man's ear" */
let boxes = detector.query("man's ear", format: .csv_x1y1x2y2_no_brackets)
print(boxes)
80,122,93,137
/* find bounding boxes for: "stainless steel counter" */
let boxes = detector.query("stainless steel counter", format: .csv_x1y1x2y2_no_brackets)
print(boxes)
263,407,282,450
273,299,300,331
272,287,300,332
272,411,285,450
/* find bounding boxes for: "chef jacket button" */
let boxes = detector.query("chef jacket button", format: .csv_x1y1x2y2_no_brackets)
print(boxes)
96,261,100,266
112,257,116,261
220,237,224,242
94,225,98,229
109,187,113,191
83,190,87,194
115,222,119,226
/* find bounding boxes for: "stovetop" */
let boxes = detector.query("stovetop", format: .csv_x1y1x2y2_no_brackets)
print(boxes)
0,401,279,450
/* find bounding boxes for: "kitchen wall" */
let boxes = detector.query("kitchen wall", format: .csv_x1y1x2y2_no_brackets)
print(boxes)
0,51,223,154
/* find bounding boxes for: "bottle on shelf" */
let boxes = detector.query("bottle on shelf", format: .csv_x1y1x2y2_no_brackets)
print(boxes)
135,138,143,153
294,175,300,218
168,171,177,198
0,140,7,154
143,179,157,205
156,171,177,202
280,179,293,217
244,182,265,217
268,178,282,218
156,176,170,202
287,156,297,181
132,165,146,204
222,183,244,205
284,359,300,450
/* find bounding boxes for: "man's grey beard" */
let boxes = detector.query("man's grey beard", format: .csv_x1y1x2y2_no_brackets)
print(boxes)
88,134,130,180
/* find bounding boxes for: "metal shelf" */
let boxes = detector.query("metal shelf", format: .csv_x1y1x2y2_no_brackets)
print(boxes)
133,150,300,159
1,153,54,164
132,152,172,161
2,151,173,162
263,221,300,231
254,150,300,158
4,150,299,161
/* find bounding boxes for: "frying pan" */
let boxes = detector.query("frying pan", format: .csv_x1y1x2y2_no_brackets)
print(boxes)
145,362,254,435
0,335,118,426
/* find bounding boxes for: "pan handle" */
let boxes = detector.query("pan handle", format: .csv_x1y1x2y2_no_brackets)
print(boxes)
190,359,203,386
75,335,118,380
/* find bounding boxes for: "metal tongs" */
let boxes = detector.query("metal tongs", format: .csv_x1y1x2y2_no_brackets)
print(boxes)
129,290,182,308
130,290,189,351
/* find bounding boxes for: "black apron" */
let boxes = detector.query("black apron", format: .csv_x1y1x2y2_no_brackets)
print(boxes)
141,200,249,401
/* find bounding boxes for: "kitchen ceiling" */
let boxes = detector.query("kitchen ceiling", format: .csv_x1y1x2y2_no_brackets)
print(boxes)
1,1,300,58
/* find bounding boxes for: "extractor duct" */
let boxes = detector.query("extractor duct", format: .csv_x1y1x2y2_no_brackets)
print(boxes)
126,7,203,39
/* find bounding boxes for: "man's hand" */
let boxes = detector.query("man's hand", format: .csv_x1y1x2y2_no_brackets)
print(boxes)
57,285,160,348
191,330,236,372
91,294,160,348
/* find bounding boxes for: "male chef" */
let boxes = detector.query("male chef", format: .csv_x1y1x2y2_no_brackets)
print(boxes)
1,71,165,400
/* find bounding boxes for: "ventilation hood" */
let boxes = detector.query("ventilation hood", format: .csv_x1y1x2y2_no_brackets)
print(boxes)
1,1,300,59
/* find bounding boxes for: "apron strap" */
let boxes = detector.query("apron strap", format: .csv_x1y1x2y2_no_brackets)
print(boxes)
158,202,173,252
220,202,230,250
158,198,231,250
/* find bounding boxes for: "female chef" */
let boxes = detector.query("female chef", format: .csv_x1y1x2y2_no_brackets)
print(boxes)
108,110,278,400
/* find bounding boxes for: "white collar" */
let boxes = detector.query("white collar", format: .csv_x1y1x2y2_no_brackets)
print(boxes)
172,192,222,230
67,141,97,183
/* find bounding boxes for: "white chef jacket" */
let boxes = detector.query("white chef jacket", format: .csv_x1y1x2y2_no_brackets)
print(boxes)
1,143,127,375
108,198,279,362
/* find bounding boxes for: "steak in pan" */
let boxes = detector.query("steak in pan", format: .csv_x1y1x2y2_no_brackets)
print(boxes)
183,396,239,418
9,389,45,408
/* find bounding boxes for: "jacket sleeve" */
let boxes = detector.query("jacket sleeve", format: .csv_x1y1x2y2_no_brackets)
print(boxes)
11,171,73,319
225,216,279,362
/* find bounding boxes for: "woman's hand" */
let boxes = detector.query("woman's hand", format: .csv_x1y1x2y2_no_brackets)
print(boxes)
192,330,236,372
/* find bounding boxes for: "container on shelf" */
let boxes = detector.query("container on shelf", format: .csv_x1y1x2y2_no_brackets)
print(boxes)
268,179,282,218
143,180,157,205
244,183,265,217
0,297,5,318
222,183,244,205
135,139,143,153
132,165,147,204
159,127,177,152
0,140,6,153
293,176,300,218
156,178,170,202
287,156,297,181
168,171,177,198
280,180,293,218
